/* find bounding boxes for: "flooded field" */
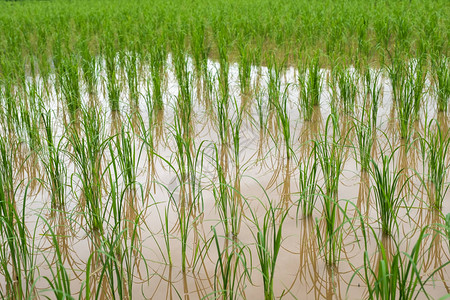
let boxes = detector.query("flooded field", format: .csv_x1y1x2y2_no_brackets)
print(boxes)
1,53,449,299
0,0,449,298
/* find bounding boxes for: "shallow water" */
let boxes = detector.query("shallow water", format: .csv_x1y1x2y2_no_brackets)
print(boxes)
4,55,450,299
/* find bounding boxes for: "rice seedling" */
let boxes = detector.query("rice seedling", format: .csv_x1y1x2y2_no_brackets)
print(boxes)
298,55,322,120
409,56,427,118
386,51,405,105
330,66,359,115
355,226,450,300
267,56,283,136
230,101,243,237
314,113,346,266
396,75,415,141
315,114,344,204
355,17,370,64
60,55,81,122
296,143,319,217
215,84,230,172
169,109,206,273
40,111,66,211
104,41,122,112
432,55,449,112
67,106,108,235
249,201,288,300
114,125,141,193
354,111,374,172
445,214,450,253
370,149,407,237
0,81,20,138
363,69,381,130
80,40,99,96
190,21,209,76
125,49,140,106
274,87,291,162
92,218,146,300
420,119,450,209
39,216,73,299
238,38,253,95
173,48,193,142
149,43,166,111
20,86,42,154
211,227,251,300
254,90,268,161
213,143,232,239
215,27,231,106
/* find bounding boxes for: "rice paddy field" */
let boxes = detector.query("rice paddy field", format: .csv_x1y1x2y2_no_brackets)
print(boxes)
0,0,449,299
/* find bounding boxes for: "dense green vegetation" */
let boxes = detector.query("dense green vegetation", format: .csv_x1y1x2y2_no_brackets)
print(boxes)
0,0,449,70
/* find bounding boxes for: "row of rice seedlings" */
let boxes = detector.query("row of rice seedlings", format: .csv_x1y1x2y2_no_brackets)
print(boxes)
0,136,37,299
0,31,448,296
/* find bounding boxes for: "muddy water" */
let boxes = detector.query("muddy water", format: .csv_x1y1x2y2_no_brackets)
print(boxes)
8,56,450,299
